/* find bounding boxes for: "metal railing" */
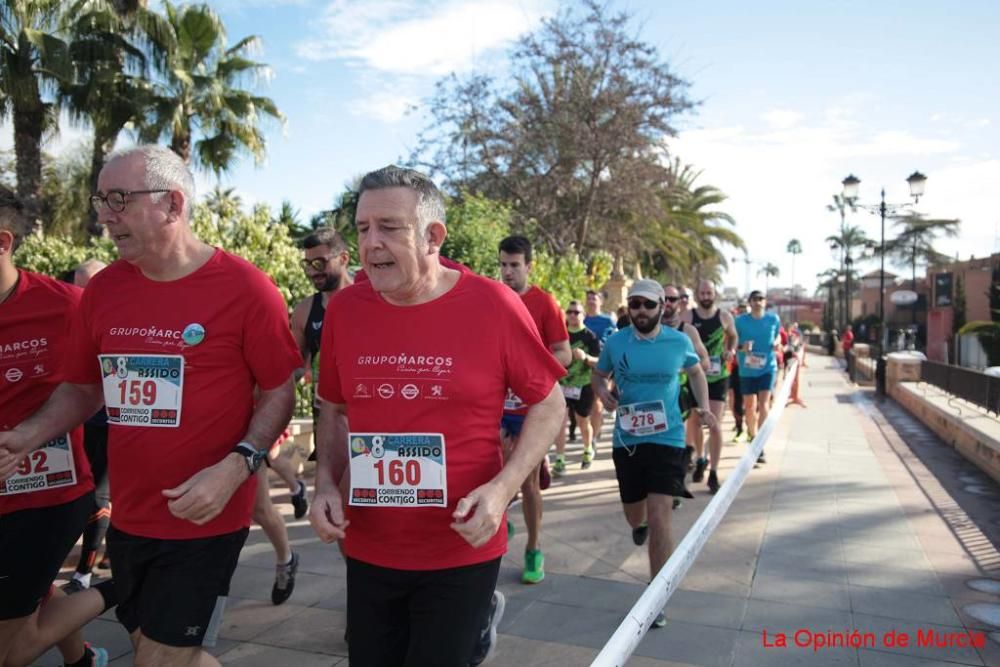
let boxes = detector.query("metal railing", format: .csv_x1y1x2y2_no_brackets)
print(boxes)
920,360,1000,416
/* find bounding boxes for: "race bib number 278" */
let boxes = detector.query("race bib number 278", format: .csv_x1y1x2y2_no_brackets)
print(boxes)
100,354,183,427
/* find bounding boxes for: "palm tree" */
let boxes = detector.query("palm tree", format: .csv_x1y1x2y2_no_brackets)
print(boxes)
758,262,779,293
139,2,283,173
0,0,72,228
885,211,960,323
649,160,745,283
61,0,174,234
786,238,802,297
826,224,872,328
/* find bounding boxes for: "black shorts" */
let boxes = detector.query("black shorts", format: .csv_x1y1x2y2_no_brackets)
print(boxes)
0,492,92,620
708,377,729,402
346,556,501,666
612,444,693,504
564,384,595,418
108,525,248,647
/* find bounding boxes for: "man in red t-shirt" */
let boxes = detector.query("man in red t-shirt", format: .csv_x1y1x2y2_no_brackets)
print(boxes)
497,235,571,587
0,147,301,667
0,187,113,667
308,166,565,666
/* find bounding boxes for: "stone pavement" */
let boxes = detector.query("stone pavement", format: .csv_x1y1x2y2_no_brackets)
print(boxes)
33,356,1000,666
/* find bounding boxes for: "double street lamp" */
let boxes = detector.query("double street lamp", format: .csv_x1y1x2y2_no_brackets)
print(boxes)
841,171,927,391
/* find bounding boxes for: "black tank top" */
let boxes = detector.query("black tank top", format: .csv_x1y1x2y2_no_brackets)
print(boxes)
304,293,325,360
691,308,728,381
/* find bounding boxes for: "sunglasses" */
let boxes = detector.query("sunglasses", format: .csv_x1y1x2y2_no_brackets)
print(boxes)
664,296,680,303
566,309,582,315
300,256,333,271
680,294,689,299
627,299,660,311
751,296,765,302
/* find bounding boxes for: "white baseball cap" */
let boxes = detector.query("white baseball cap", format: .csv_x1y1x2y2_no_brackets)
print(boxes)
627,279,664,302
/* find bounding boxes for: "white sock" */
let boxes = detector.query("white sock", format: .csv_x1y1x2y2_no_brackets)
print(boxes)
73,572,91,588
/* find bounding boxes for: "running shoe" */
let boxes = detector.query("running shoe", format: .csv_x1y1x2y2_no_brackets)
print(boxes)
631,521,648,546
707,470,720,494
84,643,109,667
692,457,708,483
581,447,594,469
290,480,309,520
552,456,566,477
469,590,506,665
61,578,88,595
271,551,299,605
730,431,744,444
522,549,545,584
96,555,111,570
756,450,767,465
652,612,667,628
539,457,551,490
672,497,683,510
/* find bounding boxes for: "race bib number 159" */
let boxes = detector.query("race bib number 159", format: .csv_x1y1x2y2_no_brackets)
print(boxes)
100,354,184,427
348,433,447,508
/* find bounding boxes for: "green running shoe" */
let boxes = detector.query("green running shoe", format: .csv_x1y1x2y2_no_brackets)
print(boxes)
522,548,545,584
552,456,566,476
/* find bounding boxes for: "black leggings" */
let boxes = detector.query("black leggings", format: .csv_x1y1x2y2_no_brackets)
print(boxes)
75,422,110,575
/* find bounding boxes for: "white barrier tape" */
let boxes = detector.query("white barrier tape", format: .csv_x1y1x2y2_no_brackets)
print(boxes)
591,359,799,667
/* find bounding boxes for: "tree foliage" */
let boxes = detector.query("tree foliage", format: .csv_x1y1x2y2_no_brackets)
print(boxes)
14,232,115,276
413,0,694,260
885,211,960,286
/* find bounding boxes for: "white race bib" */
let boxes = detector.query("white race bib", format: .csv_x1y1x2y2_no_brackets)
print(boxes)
0,433,77,496
348,433,447,508
562,385,583,400
503,388,526,411
746,353,766,370
617,401,668,437
100,354,184,427
708,356,722,376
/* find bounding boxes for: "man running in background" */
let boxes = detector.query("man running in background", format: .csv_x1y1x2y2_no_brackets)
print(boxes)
735,290,782,465
553,300,600,474
583,290,617,443
498,235,571,584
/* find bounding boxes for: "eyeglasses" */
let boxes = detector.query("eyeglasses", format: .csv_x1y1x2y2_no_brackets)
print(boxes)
566,309,582,315
664,296,680,303
751,296,765,302
90,189,170,213
627,299,660,311
300,256,333,271
679,294,689,300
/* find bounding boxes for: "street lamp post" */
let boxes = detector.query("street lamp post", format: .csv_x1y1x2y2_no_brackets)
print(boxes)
842,171,927,394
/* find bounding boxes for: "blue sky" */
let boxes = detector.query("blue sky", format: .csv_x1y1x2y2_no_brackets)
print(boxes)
3,0,998,293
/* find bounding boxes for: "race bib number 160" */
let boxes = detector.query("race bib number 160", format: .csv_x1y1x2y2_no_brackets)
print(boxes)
348,433,447,508
100,354,183,427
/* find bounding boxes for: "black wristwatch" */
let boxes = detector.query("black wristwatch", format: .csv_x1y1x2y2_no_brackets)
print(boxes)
231,442,267,474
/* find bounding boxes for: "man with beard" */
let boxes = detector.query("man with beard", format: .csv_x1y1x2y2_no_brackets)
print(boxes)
681,280,737,493
291,228,353,468
498,235,571,585
592,280,715,627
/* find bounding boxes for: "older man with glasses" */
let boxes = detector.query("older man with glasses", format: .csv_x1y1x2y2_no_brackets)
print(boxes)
1,145,302,666
552,300,601,475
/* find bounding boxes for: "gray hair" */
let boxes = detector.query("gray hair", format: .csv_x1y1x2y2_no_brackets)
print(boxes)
106,145,196,217
358,165,446,235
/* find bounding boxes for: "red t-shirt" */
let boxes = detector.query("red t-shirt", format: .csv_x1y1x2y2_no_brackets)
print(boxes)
503,285,569,415
1,271,93,513
63,251,301,539
318,271,566,570
842,330,855,353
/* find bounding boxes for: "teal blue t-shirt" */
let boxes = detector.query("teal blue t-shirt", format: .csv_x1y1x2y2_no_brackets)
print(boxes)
596,325,699,449
735,312,781,377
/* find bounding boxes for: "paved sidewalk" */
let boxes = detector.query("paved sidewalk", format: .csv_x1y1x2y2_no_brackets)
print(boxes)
35,356,1000,666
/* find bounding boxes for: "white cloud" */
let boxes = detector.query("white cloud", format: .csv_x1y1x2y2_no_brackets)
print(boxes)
669,105,995,294
295,0,552,75
761,109,803,129
351,91,419,124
